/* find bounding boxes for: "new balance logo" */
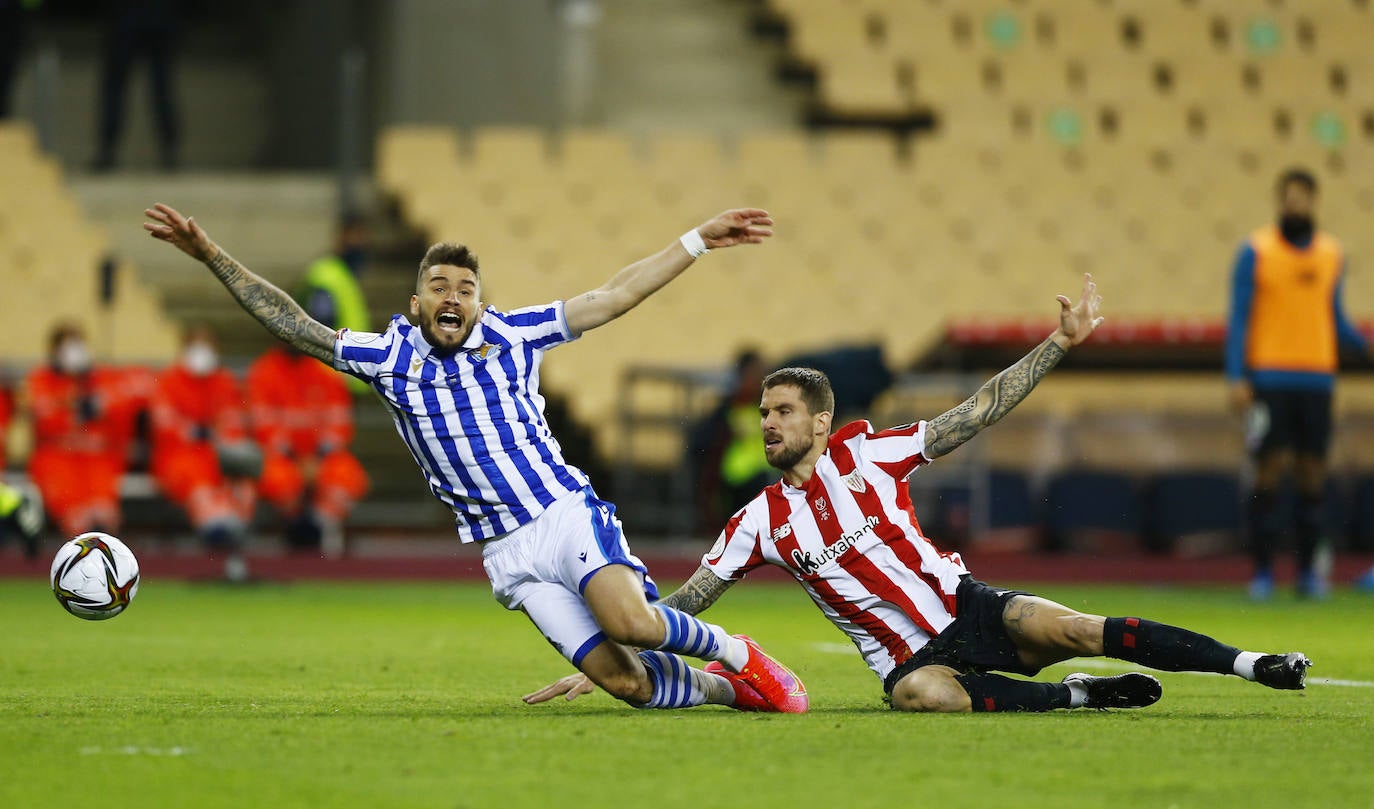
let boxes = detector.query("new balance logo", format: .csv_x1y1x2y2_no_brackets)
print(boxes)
771,524,793,541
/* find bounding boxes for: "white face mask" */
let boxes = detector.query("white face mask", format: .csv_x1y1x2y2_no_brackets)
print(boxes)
183,342,219,376
56,340,91,374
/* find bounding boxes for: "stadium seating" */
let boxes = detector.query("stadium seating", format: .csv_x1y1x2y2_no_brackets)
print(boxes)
372,2,1374,546
0,121,179,365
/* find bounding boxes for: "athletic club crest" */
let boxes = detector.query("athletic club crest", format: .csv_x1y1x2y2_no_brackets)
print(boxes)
842,470,867,493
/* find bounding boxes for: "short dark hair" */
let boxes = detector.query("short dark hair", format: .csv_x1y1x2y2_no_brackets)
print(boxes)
762,367,835,416
417,242,481,288
1276,167,1318,196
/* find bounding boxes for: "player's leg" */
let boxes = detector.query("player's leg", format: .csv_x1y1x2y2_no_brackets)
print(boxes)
888,663,1159,712
1002,593,1311,690
1292,390,1334,598
518,581,739,710
567,489,806,711
1246,389,1295,600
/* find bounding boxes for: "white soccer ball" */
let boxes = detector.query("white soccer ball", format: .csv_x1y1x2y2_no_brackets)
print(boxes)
50,532,140,620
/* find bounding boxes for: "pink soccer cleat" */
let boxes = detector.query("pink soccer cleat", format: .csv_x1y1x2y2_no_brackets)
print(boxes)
704,661,772,712
728,635,809,713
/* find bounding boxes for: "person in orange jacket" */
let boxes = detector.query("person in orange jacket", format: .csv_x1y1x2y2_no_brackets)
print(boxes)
23,324,144,537
151,325,258,579
247,345,368,553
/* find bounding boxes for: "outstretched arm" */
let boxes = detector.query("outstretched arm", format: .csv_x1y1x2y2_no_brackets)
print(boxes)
521,566,737,705
563,208,773,335
923,273,1104,461
143,203,336,364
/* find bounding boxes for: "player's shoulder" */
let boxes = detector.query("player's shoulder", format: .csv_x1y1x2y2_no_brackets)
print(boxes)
1315,230,1344,255
828,419,879,451
730,482,783,528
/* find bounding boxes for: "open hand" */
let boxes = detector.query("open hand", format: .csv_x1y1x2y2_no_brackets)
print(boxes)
1055,273,1105,347
522,672,597,705
697,208,774,249
143,203,217,262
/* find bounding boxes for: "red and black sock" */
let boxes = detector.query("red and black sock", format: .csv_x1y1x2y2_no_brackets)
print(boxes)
1103,617,1239,674
955,672,1072,712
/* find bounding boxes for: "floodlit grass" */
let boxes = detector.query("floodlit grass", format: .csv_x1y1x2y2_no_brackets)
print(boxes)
2,577,1371,808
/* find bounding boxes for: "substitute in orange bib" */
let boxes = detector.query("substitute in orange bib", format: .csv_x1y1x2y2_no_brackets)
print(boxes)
23,324,141,537
247,346,368,553
151,326,258,579
1225,167,1372,600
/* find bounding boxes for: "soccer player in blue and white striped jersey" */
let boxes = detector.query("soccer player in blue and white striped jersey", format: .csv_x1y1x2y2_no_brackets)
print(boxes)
143,202,807,714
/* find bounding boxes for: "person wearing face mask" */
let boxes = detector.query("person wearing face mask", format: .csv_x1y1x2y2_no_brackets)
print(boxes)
150,325,257,581
246,343,369,556
1225,167,1372,601
298,214,371,395
22,324,136,537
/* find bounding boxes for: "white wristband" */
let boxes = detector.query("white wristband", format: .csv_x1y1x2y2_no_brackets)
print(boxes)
679,228,710,258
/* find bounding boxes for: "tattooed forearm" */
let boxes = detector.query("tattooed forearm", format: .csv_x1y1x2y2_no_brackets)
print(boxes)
924,336,1068,459
205,249,335,363
656,566,736,616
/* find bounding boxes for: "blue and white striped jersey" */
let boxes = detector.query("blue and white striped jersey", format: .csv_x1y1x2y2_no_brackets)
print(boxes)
334,302,592,542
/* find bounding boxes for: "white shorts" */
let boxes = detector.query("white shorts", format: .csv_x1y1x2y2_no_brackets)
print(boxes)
480,486,658,666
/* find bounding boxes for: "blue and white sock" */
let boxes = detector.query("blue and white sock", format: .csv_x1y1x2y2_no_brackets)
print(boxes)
636,651,733,709
651,604,748,671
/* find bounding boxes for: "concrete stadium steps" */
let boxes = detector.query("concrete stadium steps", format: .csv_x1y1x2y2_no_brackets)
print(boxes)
592,0,807,131
68,172,418,358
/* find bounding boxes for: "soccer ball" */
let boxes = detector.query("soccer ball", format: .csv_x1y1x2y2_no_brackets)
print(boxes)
50,532,140,620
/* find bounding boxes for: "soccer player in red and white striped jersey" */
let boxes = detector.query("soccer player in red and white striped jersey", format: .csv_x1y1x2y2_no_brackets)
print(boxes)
527,275,1313,712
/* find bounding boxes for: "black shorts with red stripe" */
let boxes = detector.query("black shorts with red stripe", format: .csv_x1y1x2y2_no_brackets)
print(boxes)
883,575,1040,696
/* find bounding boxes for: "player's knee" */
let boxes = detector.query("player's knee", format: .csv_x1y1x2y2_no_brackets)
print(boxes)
1061,613,1106,655
890,667,971,713
599,609,663,649
595,667,653,705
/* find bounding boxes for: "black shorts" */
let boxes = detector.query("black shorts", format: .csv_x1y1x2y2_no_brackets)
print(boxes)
1248,388,1333,458
883,576,1040,697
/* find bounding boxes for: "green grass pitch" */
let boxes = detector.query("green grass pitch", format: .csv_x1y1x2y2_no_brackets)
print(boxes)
2,576,1371,808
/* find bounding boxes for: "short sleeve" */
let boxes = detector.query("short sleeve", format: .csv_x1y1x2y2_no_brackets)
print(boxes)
701,506,767,581
841,420,929,481
487,301,577,351
333,323,397,381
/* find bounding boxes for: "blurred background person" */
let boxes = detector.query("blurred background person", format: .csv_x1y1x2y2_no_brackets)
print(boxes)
689,349,774,530
92,0,182,171
298,213,372,394
150,325,259,581
22,324,143,537
247,345,368,556
1226,167,1372,601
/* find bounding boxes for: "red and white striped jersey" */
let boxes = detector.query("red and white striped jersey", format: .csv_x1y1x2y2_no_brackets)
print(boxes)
702,420,969,682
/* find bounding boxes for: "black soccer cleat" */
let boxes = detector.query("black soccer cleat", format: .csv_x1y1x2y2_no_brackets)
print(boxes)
1063,672,1162,710
1253,652,1312,690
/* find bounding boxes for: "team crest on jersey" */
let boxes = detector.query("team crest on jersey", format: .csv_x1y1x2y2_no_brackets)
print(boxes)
771,523,793,541
842,470,867,493
474,343,498,360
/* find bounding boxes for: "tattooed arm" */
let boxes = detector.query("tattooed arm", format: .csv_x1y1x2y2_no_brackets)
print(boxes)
143,203,335,364
923,274,1105,461
655,565,737,616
